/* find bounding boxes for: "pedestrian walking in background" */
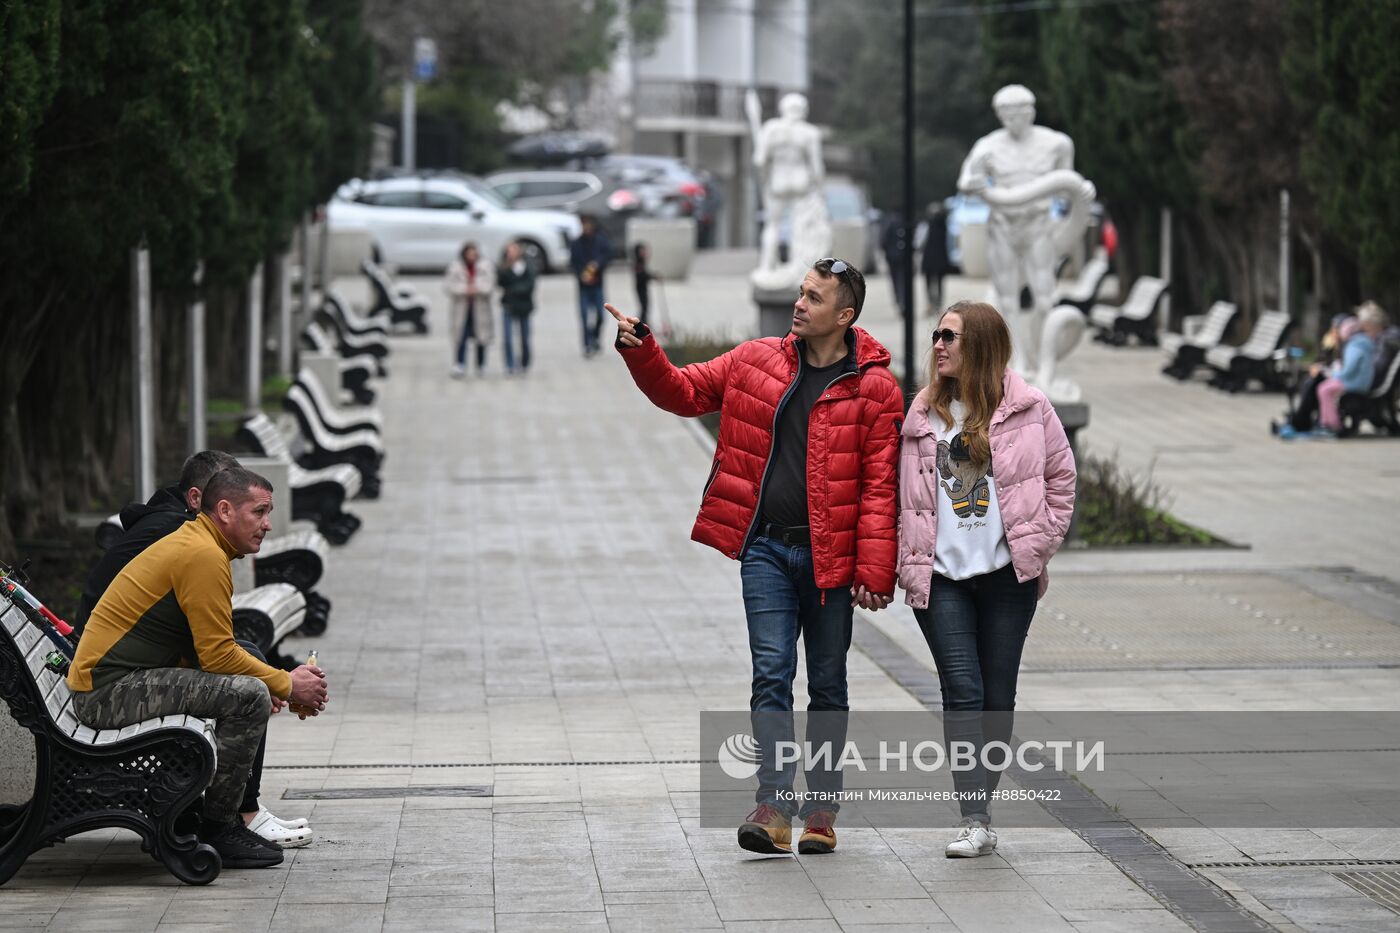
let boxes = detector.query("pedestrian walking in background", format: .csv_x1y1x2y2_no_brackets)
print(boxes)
633,242,658,328
445,242,496,378
897,300,1076,859
570,215,612,357
608,257,903,857
920,203,952,316
880,212,910,318
497,240,537,376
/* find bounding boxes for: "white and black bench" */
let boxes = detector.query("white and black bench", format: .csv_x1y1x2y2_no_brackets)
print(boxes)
1205,310,1293,393
362,260,429,334
1052,251,1110,312
279,390,384,494
237,414,366,541
231,584,306,660
291,367,383,437
1089,275,1169,346
301,321,381,403
318,295,390,361
1161,300,1239,380
0,594,221,886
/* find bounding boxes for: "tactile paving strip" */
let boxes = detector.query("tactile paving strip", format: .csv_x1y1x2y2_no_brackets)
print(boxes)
1024,571,1400,670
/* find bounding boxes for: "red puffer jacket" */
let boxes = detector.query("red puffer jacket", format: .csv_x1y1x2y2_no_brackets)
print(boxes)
619,327,904,593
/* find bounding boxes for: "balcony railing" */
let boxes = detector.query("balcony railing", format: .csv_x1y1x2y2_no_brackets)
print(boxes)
634,80,782,124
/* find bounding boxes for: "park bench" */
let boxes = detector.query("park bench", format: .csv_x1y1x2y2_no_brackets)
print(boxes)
1339,347,1400,437
292,367,383,436
325,291,391,338
1205,310,1293,393
1088,275,1168,346
318,298,390,361
0,592,221,886
237,413,365,542
281,390,383,495
302,321,380,403
1161,300,1239,380
1051,250,1110,312
231,583,306,660
362,260,429,334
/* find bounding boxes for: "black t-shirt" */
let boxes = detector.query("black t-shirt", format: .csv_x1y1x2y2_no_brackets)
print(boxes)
760,356,849,528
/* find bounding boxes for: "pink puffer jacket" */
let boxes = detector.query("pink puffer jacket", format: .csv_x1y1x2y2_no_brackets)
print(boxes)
897,370,1077,609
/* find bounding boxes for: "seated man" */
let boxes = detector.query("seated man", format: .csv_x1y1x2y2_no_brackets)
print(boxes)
74,450,314,848
67,467,329,868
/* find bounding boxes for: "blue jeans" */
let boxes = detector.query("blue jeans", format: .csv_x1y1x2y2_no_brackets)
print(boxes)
741,536,853,818
912,562,1038,823
502,311,531,372
578,285,605,352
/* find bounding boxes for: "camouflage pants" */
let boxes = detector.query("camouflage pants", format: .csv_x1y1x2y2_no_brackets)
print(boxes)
72,668,271,825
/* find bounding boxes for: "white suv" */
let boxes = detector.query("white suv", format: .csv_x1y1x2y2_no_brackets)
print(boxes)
328,175,580,272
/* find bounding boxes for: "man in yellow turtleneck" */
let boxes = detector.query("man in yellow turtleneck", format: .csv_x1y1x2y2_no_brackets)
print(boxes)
69,467,329,868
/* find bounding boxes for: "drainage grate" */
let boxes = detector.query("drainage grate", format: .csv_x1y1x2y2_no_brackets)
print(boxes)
1188,859,1400,869
281,785,492,800
1334,870,1400,915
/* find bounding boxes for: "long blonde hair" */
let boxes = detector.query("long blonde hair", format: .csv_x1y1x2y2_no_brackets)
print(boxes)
924,301,1011,466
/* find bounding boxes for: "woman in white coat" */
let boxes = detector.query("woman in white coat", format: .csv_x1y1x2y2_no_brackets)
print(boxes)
445,242,496,377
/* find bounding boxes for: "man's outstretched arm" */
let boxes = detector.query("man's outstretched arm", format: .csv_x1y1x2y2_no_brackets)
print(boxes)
608,303,735,418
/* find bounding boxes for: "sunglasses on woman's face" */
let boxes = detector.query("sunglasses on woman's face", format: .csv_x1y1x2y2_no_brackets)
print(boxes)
931,329,962,346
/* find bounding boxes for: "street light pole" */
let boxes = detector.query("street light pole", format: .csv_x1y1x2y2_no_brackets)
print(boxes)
902,0,916,400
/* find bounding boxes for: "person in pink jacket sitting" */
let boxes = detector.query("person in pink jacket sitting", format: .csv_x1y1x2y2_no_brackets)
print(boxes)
897,300,1076,858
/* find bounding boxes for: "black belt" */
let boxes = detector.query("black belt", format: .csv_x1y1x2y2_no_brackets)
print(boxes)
759,522,810,546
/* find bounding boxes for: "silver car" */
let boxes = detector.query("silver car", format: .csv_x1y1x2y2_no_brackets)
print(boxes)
328,174,580,272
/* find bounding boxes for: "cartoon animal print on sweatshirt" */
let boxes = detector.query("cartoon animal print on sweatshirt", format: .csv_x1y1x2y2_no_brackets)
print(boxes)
936,433,991,518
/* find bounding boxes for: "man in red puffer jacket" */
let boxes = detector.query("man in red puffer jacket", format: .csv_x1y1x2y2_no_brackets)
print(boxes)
608,258,903,857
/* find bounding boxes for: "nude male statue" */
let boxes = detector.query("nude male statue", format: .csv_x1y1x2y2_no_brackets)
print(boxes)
746,91,831,289
958,85,1095,397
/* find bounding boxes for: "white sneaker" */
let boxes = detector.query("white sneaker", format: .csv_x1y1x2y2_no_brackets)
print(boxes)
450,364,465,378
257,806,308,830
945,819,997,858
247,808,313,848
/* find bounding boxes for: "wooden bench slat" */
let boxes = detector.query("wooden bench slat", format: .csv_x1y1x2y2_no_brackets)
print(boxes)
15,623,41,654
2,605,25,636
71,724,97,743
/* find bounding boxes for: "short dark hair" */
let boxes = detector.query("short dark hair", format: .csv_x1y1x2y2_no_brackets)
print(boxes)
200,467,273,515
178,450,240,495
813,258,867,323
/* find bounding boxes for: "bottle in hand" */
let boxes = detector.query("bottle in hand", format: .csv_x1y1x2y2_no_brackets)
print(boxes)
290,650,320,720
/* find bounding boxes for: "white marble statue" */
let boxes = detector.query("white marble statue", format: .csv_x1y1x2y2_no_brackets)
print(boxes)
958,85,1096,401
745,90,832,291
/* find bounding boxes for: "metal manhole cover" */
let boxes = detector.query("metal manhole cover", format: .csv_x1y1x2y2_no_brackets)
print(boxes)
282,785,492,799
1334,870,1400,915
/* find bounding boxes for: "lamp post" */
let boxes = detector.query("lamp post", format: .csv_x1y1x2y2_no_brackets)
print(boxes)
902,0,916,399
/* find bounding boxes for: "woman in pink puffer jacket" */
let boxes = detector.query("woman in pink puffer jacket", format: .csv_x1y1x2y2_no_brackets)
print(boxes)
897,301,1076,859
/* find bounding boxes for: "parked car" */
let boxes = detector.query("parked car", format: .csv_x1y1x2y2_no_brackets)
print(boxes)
328,174,580,272
483,169,635,246
568,154,708,222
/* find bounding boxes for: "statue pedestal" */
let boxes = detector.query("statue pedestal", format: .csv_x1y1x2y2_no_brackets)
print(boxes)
753,285,795,339
1052,400,1090,544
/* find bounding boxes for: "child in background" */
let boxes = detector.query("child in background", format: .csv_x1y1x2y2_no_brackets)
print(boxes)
633,243,658,328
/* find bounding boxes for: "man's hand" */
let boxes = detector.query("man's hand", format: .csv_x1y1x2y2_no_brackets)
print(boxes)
289,664,328,719
606,303,643,348
850,585,893,612
270,696,288,716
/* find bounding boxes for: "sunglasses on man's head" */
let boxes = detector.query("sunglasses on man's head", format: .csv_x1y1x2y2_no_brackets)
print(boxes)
931,329,962,345
816,257,854,291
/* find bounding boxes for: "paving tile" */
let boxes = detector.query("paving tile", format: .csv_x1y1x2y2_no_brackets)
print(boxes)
825,897,951,925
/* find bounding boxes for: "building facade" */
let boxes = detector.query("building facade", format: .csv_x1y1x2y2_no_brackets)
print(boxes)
606,0,810,248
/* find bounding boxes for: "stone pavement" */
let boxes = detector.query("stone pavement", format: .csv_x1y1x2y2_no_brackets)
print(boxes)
1,253,1398,931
